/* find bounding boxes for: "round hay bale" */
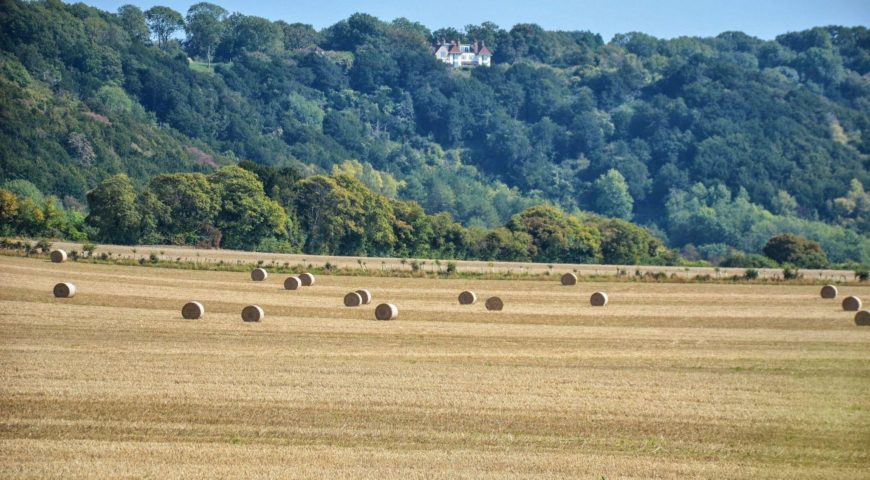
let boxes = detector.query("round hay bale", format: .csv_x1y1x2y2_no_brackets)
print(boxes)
299,272,315,286
241,305,264,322
181,301,205,320
458,291,477,305
355,289,372,305
842,296,862,312
561,272,577,286
375,303,398,321
855,310,870,326
820,285,838,299
344,291,363,307
50,249,67,263
250,268,268,282
53,282,76,298
590,292,609,307
485,296,503,311
284,276,302,290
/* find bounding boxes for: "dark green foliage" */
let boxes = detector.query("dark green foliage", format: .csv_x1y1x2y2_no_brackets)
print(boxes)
719,252,779,268
782,266,801,280
184,3,227,65
505,205,601,263
763,233,829,269
0,0,868,264
278,22,319,51
80,163,672,264
117,5,150,44
148,173,218,243
598,219,663,265
665,183,869,263
81,167,288,250
0,4,223,199
473,227,533,261
292,174,396,256
145,6,184,47
238,160,302,207
591,169,634,220
216,13,283,59
86,174,141,244
208,166,288,250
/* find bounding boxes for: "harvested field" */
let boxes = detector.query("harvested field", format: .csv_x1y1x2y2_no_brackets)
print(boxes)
1,254,869,479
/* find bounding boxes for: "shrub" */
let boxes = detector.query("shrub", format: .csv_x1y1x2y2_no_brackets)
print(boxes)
644,271,668,281
782,266,800,280
35,238,52,254
763,233,828,269
254,237,295,253
743,269,759,280
720,252,779,268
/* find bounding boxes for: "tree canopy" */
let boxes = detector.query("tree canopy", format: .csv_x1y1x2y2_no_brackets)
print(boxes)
0,0,868,265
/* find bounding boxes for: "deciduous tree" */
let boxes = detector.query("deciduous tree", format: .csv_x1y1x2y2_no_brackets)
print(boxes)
86,174,141,244
592,169,634,220
762,233,829,268
185,2,227,66
145,6,184,47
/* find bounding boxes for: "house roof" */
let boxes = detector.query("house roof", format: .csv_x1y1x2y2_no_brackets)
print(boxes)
432,41,493,61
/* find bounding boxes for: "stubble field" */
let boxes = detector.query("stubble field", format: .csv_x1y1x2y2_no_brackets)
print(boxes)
1,254,868,478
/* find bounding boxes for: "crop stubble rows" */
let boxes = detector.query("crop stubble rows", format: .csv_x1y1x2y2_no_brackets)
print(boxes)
0,255,868,479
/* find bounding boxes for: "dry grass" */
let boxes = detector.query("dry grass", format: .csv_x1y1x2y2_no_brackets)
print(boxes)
46,240,864,281
1,255,869,479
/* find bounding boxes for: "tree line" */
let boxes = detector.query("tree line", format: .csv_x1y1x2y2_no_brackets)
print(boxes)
82,164,673,265
1,164,852,271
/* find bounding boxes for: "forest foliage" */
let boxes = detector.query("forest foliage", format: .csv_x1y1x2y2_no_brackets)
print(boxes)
0,168,672,266
0,0,867,265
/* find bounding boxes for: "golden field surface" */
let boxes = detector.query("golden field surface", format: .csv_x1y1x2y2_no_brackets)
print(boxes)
1,254,869,479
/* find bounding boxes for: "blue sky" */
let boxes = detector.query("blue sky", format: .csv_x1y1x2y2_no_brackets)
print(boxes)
78,0,869,41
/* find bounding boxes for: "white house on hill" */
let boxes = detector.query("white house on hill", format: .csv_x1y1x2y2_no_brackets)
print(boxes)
431,40,492,68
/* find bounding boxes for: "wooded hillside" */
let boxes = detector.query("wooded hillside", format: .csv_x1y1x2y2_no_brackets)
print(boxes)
0,0,867,264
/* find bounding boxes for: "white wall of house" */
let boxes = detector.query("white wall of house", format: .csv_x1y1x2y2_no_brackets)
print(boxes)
433,43,492,68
